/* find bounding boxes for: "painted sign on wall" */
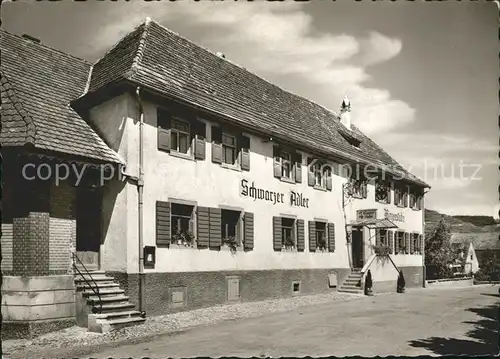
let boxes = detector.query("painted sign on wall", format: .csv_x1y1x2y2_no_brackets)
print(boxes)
384,209,405,222
240,179,310,207
357,209,377,220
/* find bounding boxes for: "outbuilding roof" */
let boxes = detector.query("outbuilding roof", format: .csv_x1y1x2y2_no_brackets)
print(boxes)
0,30,123,164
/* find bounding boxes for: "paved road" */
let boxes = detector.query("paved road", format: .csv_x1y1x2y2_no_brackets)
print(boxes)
91,285,499,357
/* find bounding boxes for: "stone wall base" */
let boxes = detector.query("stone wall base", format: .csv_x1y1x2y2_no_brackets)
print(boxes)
1,318,76,340
107,268,351,317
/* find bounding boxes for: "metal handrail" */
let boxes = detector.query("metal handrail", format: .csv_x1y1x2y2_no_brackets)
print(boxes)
72,253,102,314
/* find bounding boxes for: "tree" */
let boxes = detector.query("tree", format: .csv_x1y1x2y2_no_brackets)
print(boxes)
425,219,456,278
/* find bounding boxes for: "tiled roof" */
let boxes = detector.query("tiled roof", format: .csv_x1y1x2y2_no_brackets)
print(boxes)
0,30,123,164
86,18,427,187
451,232,500,251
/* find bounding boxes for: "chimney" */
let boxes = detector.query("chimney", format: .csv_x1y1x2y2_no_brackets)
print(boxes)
22,34,41,44
339,95,351,130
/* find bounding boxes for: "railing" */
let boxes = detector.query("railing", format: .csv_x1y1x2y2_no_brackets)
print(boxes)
72,253,102,314
360,252,400,290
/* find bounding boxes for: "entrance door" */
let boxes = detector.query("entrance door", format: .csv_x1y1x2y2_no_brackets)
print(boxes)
75,187,102,272
351,227,364,269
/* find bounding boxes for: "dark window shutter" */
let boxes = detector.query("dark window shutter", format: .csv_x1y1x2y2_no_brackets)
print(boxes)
158,128,171,151
273,216,282,251
209,207,222,247
388,231,394,254
404,232,410,254
375,229,381,247
294,153,302,183
403,190,408,207
273,146,281,178
194,136,206,160
419,234,423,253
240,135,251,171
308,167,315,187
156,201,170,246
410,234,414,254
328,223,335,252
197,206,210,247
296,219,305,251
308,220,316,252
395,232,400,254
244,212,254,250
157,109,171,152
211,126,223,163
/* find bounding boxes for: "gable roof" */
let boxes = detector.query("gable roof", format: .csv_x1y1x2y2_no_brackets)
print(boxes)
0,30,123,164
84,18,427,187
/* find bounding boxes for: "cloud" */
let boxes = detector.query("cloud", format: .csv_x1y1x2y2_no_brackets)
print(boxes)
356,31,403,67
89,1,412,135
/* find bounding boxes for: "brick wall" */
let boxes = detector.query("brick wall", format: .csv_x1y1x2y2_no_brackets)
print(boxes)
1,223,14,271
13,213,50,276
49,181,77,273
49,219,76,272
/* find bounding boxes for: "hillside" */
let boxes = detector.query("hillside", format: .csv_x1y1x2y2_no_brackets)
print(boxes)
425,209,478,235
452,215,497,227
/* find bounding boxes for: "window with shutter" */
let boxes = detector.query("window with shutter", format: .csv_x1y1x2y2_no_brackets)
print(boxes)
197,207,210,247
221,209,242,249
171,118,191,154
404,232,410,254
315,221,327,250
222,133,237,165
156,201,170,246
244,212,254,251
157,109,171,152
296,219,305,251
308,220,316,252
274,145,301,183
211,126,223,164
388,231,394,254
240,135,251,171
419,234,424,253
171,203,195,247
328,223,335,252
396,231,405,254
193,120,206,160
209,207,222,248
294,153,302,183
273,216,282,251
281,217,296,249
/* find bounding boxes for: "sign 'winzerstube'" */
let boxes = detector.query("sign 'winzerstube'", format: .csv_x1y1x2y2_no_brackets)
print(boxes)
384,209,405,222
240,179,309,208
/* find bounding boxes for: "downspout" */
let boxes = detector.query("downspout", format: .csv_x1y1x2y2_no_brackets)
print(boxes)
422,191,427,288
135,87,146,316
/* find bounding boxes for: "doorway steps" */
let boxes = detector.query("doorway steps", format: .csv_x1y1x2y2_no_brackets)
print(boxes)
74,270,146,333
338,269,364,294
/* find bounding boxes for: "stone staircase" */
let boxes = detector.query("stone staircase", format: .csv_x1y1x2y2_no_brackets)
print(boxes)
337,268,364,294
74,270,145,333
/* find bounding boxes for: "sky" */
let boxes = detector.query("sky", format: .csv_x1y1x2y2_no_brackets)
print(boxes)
2,0,499,218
